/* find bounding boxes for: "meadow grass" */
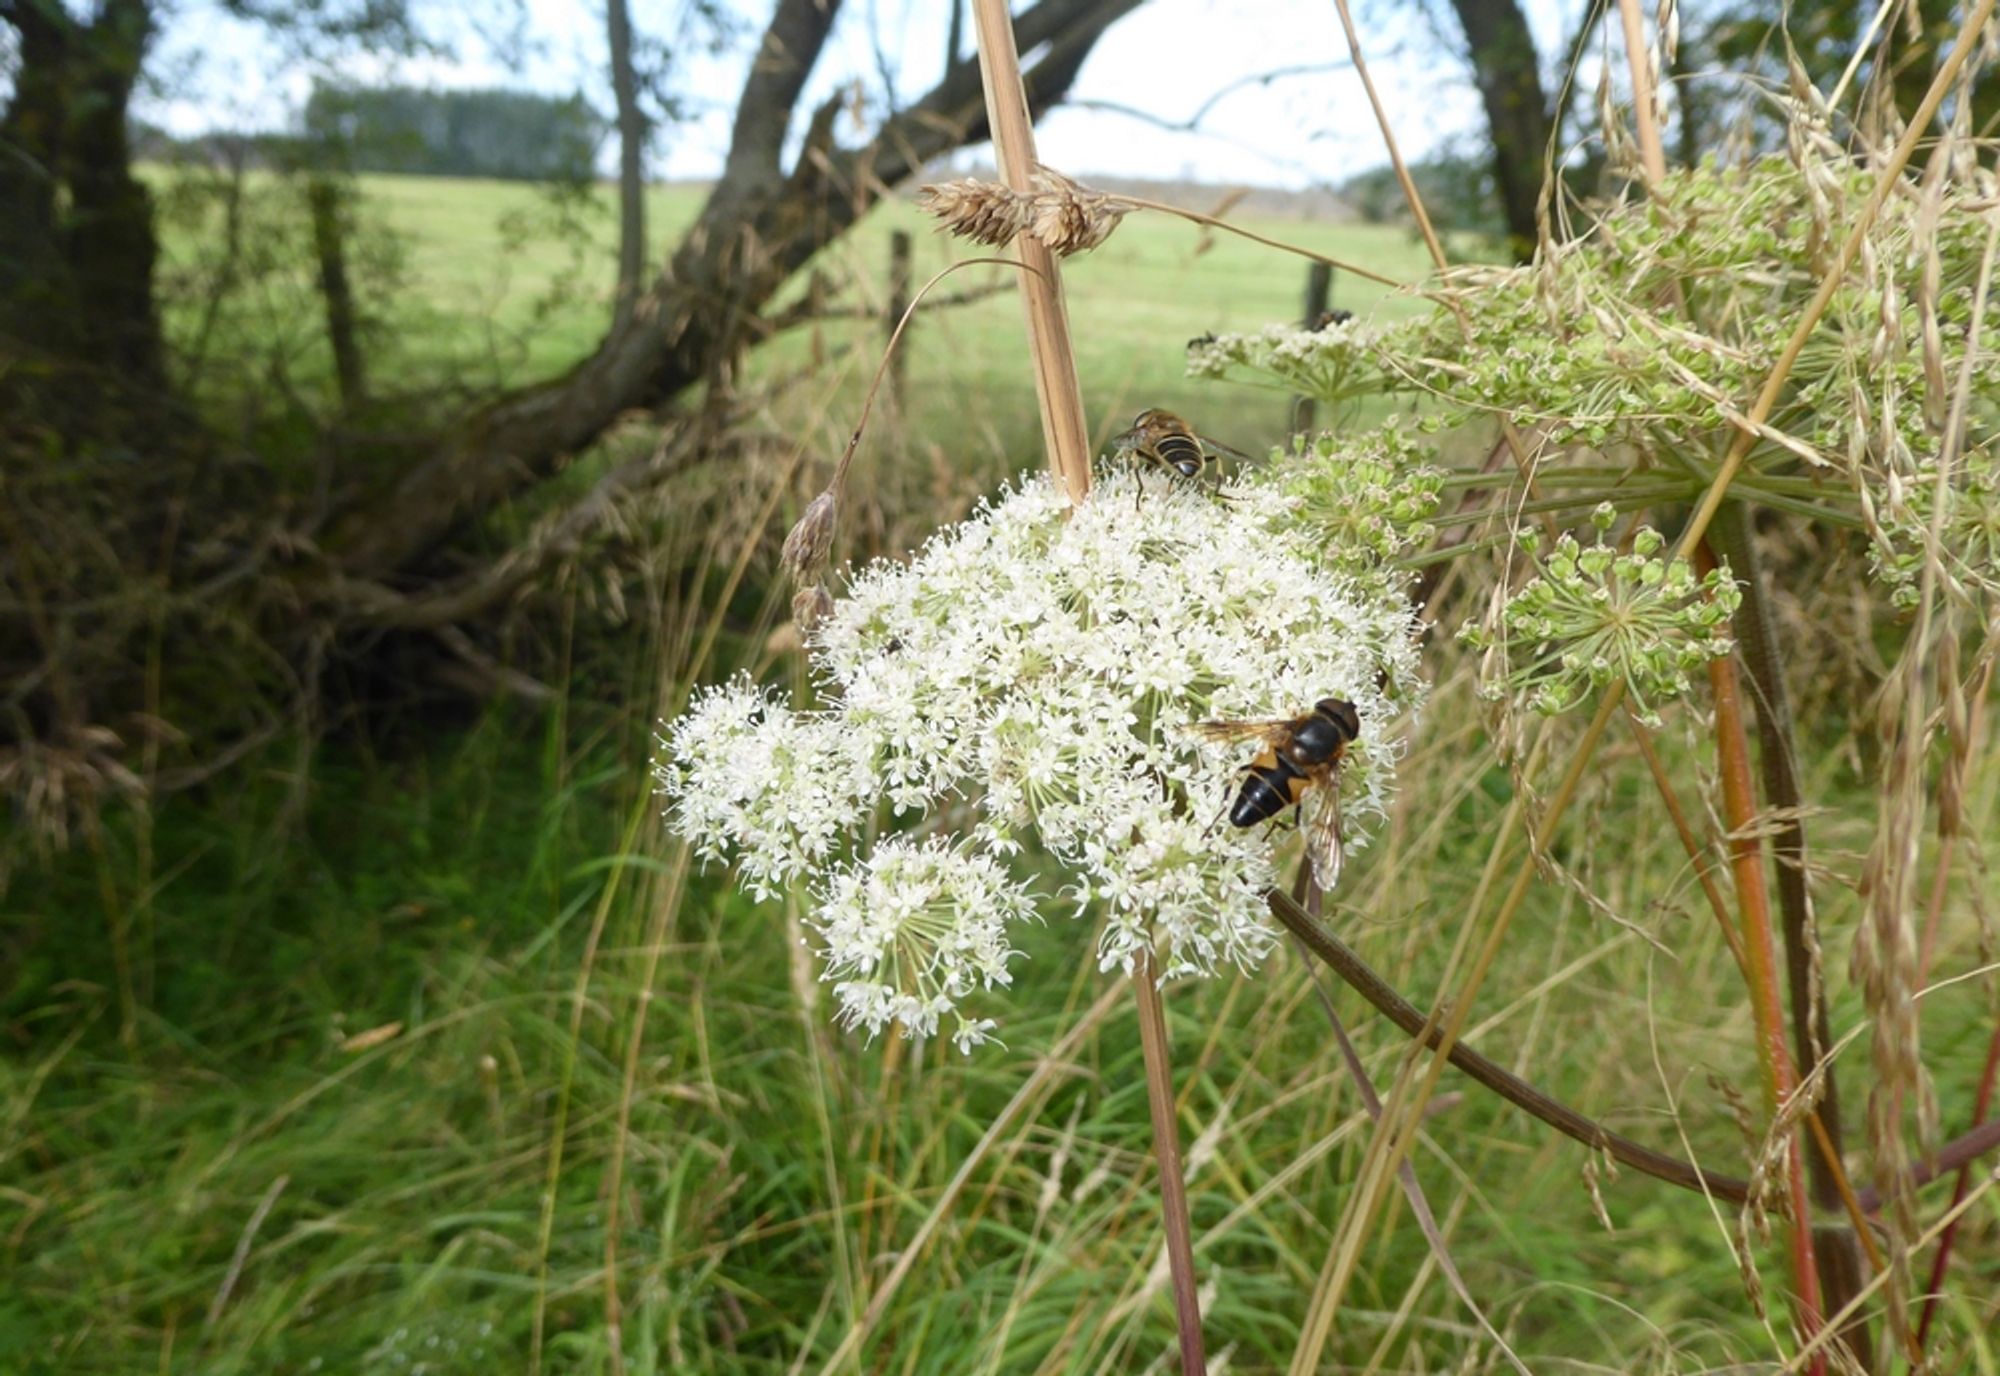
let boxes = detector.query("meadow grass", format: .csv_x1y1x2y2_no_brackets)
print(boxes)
8,632,1996,1372
151,168,1449,457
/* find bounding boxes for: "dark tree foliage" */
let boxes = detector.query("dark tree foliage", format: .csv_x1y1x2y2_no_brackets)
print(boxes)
303,84,606,181
0,0,167,417
1339,151,1506,238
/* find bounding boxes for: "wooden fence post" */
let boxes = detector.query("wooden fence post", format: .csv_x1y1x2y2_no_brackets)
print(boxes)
307,176,365,411
1294,260,1333,432
886,229,913,412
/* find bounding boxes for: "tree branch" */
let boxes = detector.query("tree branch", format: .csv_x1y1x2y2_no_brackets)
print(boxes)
720,0,844,189
325,0,1144,582
1265,887,1756,1204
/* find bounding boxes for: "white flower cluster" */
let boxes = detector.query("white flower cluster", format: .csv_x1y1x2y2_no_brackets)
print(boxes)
659,471,1422,1051
1186,320,1385,407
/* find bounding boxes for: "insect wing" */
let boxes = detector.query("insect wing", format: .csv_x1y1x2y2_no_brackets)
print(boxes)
1198,435,1263,466
1302,779,1347,890
1188,718,1295,749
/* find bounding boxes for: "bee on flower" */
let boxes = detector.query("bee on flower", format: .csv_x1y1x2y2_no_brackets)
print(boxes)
657,471,1423,1052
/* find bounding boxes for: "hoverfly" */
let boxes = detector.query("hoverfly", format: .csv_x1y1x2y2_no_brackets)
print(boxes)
1310,308,1354,330
1192,698,1360,890
1110,408,1256,503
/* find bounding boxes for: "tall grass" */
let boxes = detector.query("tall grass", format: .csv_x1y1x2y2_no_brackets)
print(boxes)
11,616,1993,1372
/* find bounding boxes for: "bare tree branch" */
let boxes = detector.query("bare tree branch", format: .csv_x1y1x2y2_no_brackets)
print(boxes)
325,0,1146,582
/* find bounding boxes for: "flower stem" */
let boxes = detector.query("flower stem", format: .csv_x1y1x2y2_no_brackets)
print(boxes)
1699,541,1826,1372
1916,1017,2000,1348
1133,952,1207,1375
969,0,1091,503
1110,193,1406,289
1711,502,1874,1361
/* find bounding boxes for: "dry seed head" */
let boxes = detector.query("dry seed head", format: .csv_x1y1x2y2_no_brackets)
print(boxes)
782,490,838,584
917,170,1130,257
916,177,1030,249
791,583,835,634
1025,169,1129,255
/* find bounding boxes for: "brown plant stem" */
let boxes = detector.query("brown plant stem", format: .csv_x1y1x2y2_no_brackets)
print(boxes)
1133,954,1208,1375
1291,689,1618,1375
1629,709,1893,1306
1108,193,1405,288
1711,502,1869,1358
829,256,1041,497
1700,542,1827,1369
1624,706,1747,975
1615,0,1669,185
1785,1175,2000,1376
1266,887,1755,1204
1291,877,1533,1376
972,0,1091,503
1327,0,1449,276
1265,888,2000,1214
1915,1019,2000,1347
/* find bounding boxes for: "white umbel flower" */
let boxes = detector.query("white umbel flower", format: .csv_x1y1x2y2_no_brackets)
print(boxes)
812,837,1033,1054
659,470,1423,1050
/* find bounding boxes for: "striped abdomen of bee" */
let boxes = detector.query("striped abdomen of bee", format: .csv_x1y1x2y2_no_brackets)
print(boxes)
1120,408,1209,481
1148,427,1207,481
1226,698,1360,828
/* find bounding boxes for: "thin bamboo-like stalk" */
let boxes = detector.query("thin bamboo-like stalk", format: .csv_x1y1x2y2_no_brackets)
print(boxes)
1327,0,1449,275
1133,957,1207,1374
1616,0,1670,184
970,0,1091,504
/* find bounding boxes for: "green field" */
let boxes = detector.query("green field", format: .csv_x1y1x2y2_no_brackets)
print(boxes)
9,171,1996,1375
154,169,1452,464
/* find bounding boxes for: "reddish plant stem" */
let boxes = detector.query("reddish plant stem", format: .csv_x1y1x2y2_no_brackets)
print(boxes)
1700,543,1827,1370
1133,953,1207,1375
1915,1016,2000,1347
1712,505,1870,1365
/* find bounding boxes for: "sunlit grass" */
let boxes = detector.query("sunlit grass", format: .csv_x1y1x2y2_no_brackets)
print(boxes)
147,166,1454,451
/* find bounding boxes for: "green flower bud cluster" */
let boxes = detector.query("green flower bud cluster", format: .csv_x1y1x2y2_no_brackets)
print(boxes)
1274,421,1443,595
1869,448,2000,609
1461,519,1741,727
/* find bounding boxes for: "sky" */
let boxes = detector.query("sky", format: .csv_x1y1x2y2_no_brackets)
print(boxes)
136,0,1588,190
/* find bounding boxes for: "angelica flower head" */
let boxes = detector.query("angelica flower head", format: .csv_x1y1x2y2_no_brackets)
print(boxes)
659,470,1423,1051
1460,517,1739,728
1186,320,1384,408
